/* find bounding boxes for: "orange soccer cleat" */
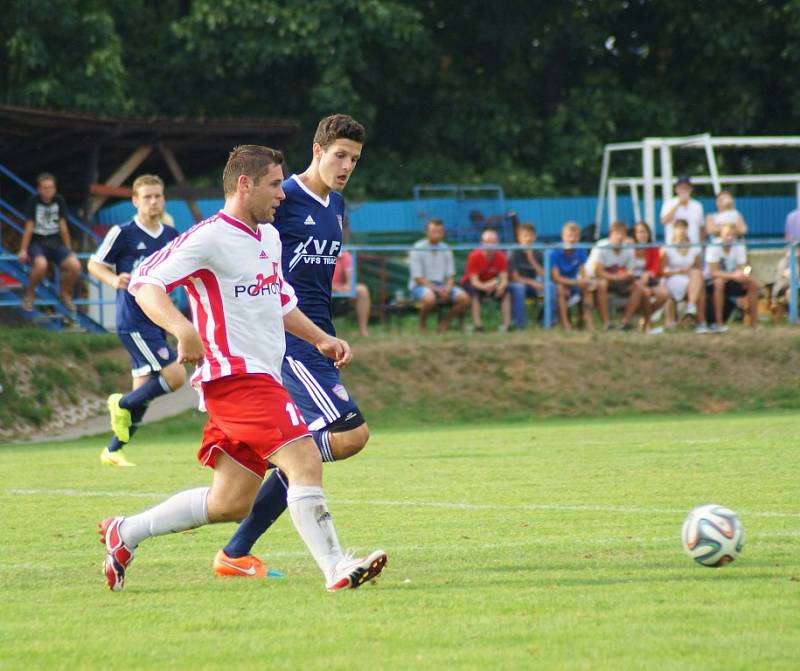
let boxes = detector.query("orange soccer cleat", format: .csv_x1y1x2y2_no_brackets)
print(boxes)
212,549,283,578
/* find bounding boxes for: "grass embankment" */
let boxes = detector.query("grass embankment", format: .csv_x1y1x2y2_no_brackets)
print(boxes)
0,328,129,436
1,325,799,438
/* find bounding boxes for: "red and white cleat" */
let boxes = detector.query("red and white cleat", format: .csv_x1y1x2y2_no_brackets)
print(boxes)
326,550,387,592
99,516,135,592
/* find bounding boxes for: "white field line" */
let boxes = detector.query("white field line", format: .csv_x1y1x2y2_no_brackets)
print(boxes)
5,488,800,519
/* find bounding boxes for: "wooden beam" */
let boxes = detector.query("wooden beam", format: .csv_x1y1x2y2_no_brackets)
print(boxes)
90,183,133,198
88,145,152,217
159,143,203,222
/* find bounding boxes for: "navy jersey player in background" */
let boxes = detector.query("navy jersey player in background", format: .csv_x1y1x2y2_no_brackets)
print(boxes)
88,175,186,467
213,115,370,577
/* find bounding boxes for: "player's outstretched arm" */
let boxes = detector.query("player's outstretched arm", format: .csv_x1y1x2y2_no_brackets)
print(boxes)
133,284,204,364
283,306,352,368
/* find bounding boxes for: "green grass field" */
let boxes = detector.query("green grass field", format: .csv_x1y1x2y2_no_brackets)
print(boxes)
1,412,799,670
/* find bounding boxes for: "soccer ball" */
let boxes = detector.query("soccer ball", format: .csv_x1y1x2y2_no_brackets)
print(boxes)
681,504,744,567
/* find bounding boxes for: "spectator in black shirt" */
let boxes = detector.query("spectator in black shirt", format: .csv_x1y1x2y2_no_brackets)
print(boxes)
16,173,81,313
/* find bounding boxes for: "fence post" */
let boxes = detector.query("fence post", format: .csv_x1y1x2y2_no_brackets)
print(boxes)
790,242,798,325
543,248,552,330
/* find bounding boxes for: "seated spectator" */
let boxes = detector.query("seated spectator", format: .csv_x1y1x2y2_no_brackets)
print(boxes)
461,228,511,332
16,173,81,314
332,250,371,336
508,222,557,329
631,222,668,332
706,222,759,332
770,245,800,315
594,220,644,330
660,219,709,333
706,190,747,239
408,218,469,333
551,221,607,331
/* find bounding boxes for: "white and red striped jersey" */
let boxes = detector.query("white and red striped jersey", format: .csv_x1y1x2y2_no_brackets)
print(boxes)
129,210,298,390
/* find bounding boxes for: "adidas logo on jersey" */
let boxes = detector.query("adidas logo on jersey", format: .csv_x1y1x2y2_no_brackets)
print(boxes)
304,215,316,226
259,250,268,259
136,242,147,250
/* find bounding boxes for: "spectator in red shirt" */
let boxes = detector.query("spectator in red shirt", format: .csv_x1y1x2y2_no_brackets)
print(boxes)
632,221,668,332
461,228,511,331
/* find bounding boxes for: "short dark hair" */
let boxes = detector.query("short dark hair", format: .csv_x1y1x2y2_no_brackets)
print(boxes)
517,222,536,236
313,114,366,149
674,218,689,229
222,145,283,195
610,220,628,234
36,172,56,186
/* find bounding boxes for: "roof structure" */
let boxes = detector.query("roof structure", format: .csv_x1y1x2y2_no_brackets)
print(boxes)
0,103,301,218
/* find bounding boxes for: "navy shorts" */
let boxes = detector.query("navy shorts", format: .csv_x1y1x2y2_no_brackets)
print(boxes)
282,350,360,431
28,239,73,265
118,331,177,377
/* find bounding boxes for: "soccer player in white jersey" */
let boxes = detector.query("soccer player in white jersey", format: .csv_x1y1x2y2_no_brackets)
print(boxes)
213,115,373,578
98,145,387,592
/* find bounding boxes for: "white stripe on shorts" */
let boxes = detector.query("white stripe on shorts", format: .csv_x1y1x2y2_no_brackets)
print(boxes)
130,331,162,372
286,356,339,424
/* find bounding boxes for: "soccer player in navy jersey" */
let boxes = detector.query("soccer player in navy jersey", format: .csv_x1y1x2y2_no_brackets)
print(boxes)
213,114,371,577
88,175,186,466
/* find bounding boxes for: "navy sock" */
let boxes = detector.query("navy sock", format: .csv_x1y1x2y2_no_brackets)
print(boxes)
119,375,171,410
313,429,335,462
108,401,148,453
107,424,139,453
223,469,288,558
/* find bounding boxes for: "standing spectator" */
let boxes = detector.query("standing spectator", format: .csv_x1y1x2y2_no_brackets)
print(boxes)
706,190,747,239
16,173,82,314
508,223,557,329
551,221,607,331
408,218,469,333
631,222,668,332
660,176,704,244
706,222,760,331
594,220,644,331
331,250,371,336
784,204,800,244
461,228,511,331
660,219,709,333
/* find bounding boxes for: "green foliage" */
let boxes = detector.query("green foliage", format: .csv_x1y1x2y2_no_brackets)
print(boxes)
5,1,800,197
1,413,799,669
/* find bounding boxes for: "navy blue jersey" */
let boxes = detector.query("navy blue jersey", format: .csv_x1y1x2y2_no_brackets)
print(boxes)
91,219,180,336
276,175,345,356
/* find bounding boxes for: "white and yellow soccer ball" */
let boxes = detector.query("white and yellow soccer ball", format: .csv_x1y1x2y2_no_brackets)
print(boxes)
681,504,744,567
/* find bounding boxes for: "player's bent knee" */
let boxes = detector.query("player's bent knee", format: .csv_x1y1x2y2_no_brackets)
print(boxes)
162,363,186,390
332,423,370,460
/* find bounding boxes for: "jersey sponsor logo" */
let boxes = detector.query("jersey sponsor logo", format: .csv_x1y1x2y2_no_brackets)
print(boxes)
157,347,170,360
332,383,349,401
234,262,281,297
304,215,316,226
288,236,342,270
136,242,147,250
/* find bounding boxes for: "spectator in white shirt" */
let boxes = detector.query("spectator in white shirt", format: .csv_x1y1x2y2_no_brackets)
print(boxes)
660,219,709,333
706,222,759,331
594,220,644,331
660,176,705,244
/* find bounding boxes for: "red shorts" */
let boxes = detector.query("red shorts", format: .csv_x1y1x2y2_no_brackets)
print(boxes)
198,373,310,479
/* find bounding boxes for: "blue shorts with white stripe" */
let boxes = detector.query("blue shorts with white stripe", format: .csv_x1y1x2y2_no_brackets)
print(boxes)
282,352,360,431
118,331,177,377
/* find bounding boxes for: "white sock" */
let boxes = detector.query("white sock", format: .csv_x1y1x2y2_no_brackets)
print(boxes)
120,487,209,548
286,485,343,582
